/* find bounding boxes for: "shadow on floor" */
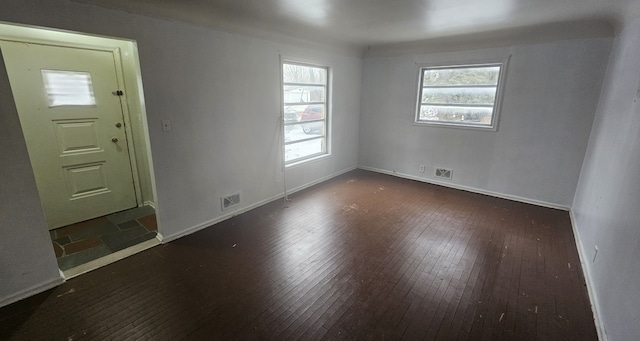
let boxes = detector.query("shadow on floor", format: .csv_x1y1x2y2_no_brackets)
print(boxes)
49,206,158,271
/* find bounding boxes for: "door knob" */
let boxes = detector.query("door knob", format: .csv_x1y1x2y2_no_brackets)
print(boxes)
111,137,119,143
115,122,122,128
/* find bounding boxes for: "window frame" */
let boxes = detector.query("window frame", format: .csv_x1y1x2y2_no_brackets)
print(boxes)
413,59,509,131
281,59,331,166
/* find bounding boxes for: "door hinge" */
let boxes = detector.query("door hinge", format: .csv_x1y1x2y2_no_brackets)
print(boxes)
112,90,124,96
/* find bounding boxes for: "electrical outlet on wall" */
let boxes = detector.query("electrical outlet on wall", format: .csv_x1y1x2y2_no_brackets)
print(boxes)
419,165,425,173
161,119,171,132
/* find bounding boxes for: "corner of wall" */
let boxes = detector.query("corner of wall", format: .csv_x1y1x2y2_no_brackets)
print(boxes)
568,209,608,341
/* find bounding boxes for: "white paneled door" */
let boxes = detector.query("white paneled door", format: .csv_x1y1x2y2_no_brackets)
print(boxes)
1,41,137,229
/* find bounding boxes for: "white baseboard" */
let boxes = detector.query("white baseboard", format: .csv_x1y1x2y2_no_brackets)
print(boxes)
0,275,65,308
285,166,357,197
161,194,284,242
143,201,156,210
161,166,357,243
569,210,607,341
357,166,570,211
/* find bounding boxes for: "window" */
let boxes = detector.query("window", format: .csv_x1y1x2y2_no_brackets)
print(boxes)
41,70,96,107
282,62,328,164
415,63,505,130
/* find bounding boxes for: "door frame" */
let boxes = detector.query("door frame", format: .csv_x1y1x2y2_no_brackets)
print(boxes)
0,22,158,229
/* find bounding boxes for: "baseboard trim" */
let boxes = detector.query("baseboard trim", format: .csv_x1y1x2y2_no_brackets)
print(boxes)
569,209,607,341
358,166,570,211
286,166,358,196
161,194,284,243
162,166,357,243
143,201,156,210
0,275,65,308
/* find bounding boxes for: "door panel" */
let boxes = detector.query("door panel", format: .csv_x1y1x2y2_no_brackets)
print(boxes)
0,41,137,229
55,119,101,153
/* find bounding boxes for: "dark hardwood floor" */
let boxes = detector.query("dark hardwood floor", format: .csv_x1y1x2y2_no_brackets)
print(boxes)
0,170,597,340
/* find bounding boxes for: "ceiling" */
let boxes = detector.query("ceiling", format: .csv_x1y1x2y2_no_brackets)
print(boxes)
73,0,639,50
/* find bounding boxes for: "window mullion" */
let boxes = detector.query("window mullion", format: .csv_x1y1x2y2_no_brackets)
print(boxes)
285,135,324,145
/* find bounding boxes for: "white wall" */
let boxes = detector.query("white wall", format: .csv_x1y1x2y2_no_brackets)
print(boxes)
359,38,611,207
135,25,362,240
572,17,640,341
0,0,361,305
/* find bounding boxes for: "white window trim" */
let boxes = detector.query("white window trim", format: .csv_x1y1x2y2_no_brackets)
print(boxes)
280,57,331,166
413,56,510,131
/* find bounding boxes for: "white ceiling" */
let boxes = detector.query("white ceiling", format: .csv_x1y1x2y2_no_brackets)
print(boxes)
73,0,639,49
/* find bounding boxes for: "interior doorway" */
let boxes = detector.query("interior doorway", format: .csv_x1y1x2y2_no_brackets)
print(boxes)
0,22,159,275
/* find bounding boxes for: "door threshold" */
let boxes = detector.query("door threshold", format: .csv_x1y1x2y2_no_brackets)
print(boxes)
62,236,161,279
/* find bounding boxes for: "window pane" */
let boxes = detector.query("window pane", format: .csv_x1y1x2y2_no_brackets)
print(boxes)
283,85,325,104
423,66,500,86
285,122,325,143
285,138,324,162
419,105,494,125
41,70,96,107
283,105,303,123
283,64,326,84
284,104,325,122
299,104,324,121
422,87,496,106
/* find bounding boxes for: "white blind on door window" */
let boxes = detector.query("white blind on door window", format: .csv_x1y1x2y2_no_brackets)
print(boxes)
41,70,96,107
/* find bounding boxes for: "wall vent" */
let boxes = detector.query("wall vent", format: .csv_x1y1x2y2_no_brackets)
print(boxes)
435,168,453,180
221,192,241,211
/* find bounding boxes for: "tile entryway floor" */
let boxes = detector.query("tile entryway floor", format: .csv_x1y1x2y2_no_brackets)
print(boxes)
49,206,158,271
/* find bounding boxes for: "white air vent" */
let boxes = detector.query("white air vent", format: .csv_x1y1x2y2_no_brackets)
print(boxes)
221,192,241,211
435,168,453,180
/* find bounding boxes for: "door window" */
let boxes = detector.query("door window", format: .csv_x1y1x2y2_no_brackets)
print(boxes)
41,69,96,107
